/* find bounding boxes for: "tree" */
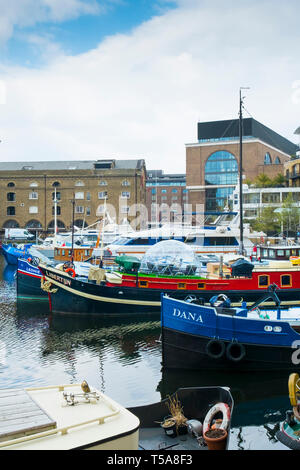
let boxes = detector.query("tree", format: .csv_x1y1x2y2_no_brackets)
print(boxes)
272,173,285,187
253,174,273,188
251,206,280,235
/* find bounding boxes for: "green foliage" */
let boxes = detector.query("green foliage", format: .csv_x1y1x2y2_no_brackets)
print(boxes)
245,173,286,188
251,206,280,234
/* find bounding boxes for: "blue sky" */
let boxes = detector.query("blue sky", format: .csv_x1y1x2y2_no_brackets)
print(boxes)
3,0,177,67
0,0,299,171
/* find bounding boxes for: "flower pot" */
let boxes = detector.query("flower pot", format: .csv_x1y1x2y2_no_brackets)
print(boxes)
177,424,188,435
161,417,177,438
204,428,228,450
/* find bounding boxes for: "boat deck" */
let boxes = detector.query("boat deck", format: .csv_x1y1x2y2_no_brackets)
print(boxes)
138,427,206,450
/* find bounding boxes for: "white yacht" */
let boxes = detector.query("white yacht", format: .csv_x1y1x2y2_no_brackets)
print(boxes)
103,216,264,259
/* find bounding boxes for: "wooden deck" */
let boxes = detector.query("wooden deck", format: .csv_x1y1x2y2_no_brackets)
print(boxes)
0,388,56,442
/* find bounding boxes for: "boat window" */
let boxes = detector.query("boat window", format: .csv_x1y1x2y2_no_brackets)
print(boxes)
281,275,292,287
268,249,275,258
277,250,285,257
110,237,130,245
291,249,297,256
128,238,149,245
178,283,186,289
262,249,268,257
197,283,205,289
204,236,238,246
139,280,148,288
285,250,291,257
258,275,269,287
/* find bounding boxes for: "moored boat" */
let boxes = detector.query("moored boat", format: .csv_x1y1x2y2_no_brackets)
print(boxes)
1,243,33,265
0,382,139,450
0,381,233,450
37,237,300,316
276,373,300,450
160,292,300,371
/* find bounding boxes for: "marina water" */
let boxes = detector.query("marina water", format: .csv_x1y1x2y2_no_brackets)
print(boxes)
0,256,290,450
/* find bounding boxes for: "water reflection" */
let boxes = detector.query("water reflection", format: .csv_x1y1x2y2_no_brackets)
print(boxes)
0,255,294,449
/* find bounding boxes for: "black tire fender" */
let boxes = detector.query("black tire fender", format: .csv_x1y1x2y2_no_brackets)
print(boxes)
206,339,225,359
226,341,246,362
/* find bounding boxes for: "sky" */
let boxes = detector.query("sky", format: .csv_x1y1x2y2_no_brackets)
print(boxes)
0,0,299,173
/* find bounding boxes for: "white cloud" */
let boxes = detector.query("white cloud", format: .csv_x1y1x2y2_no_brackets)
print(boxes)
0,0,299,172
0,0,100,44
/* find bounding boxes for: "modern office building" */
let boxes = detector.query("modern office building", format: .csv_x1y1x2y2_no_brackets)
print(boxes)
186,118,298,216
146,170,187,223
285,126,300,187
0,159,146,233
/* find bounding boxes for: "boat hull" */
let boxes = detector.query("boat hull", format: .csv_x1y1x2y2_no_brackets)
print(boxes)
17,261,48,299
161,296,300,371
161,328,299,371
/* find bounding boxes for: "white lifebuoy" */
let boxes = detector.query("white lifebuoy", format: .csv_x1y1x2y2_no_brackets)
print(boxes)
203,402,231,435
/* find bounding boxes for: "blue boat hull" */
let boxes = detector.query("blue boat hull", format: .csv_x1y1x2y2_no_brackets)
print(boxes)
2,244,32,265
161,296,300,371
17,259,47,298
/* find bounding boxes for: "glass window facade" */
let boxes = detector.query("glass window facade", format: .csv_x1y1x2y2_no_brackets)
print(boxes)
205,151,238,211
205,151,238,186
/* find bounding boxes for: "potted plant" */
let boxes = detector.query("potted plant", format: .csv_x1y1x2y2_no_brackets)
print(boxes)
203,428,228,450
160,394,187,437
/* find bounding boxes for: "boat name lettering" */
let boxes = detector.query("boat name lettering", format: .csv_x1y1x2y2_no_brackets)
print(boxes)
172,308,203,323
45,271,72,286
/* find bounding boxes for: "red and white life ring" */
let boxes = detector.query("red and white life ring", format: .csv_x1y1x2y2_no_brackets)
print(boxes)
203,402,231,435
65,267,76,278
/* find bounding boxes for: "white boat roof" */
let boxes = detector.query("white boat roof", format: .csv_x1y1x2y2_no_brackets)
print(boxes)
0,384,139,450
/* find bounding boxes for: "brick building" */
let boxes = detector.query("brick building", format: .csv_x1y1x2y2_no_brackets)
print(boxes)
145,170,188,223
186,118,298,216
0,159,146,233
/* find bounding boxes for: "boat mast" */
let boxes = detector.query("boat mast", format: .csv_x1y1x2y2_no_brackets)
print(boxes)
71,194,75,263
238,87,249,255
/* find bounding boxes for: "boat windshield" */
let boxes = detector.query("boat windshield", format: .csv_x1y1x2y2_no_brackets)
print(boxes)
139,240,202,275
110,237,131,245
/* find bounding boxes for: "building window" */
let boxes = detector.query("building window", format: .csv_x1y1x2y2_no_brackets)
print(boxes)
75,180,85,186
264,152,272,165
75,206,84,214
98,180,107,186
275,156,281,164
96,204,105,214
52,206,61,215
7,182,15,187
52,181,60,187
161,189,167,193
151,188,156,194
75,192,84,199
121,206,129,213
121,191,130,199
7,192,16,201
30,182,38,187
205,151,238,185
205,151,238,211
29,206,38,214
7,206,15,215
29,192,38,200
98,191,108,199
86,207,91,216
122,180,130,186
86,192,91,200
52,191,61,200
172,189,178,193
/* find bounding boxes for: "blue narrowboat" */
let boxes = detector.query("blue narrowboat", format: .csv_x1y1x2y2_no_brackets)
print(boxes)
161,293,300,371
